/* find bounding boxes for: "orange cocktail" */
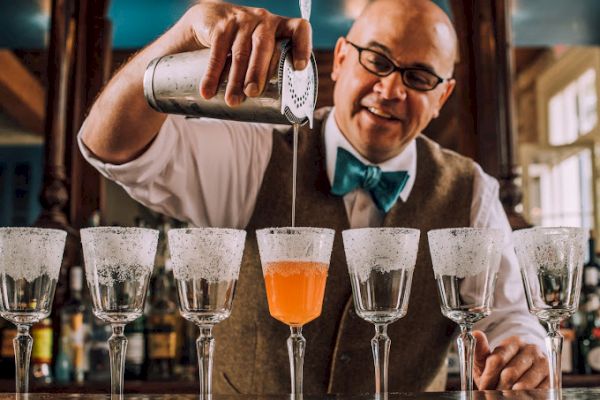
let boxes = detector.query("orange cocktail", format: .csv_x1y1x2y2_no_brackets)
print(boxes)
256,227,334,396
264,261,328,326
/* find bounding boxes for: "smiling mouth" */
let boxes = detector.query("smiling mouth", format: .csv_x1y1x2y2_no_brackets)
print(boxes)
365,106,400,121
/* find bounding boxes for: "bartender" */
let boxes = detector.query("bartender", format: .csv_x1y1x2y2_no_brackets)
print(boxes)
79,0,549,393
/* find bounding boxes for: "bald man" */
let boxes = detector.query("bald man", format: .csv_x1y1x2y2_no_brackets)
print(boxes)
79,0,550,393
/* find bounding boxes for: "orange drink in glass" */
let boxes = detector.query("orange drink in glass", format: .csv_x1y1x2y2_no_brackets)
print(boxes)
257,227,334,396
264,260,328,326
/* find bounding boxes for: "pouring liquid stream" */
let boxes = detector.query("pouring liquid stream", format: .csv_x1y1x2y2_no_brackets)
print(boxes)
291,0,310,228
291,123,299,227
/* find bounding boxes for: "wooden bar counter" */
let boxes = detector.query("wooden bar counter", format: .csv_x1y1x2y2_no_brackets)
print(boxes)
0,389,598,399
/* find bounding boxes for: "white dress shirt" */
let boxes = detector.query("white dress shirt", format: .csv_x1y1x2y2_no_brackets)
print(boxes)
78,108,546,350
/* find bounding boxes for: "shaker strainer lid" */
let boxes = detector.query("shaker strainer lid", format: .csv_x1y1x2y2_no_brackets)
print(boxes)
278,40,318,128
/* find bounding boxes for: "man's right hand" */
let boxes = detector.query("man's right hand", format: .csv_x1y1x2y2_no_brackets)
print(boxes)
81,1,311,164
182,2,312,106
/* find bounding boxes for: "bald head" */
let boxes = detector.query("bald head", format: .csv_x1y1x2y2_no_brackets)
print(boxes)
348,0,458,74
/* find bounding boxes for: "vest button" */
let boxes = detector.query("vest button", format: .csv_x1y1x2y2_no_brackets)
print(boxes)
340,353,351,363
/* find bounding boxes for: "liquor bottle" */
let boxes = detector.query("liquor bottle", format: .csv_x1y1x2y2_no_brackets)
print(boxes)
177,319,198,381
31,317,53,384
572,305,587,374
87,319,111,382
146,269,178,379
587,230,599,265
59,266,89,383
146,222,178,380
125,314,146,380
580,294,600,374
54,334,72,384
584,230,599,299
0,320,15,379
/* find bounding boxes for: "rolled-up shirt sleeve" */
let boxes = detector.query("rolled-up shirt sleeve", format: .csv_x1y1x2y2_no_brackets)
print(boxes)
77,115,274,228
469,165,547,350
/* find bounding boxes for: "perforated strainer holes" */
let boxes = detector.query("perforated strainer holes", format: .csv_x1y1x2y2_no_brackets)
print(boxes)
286,66,312,108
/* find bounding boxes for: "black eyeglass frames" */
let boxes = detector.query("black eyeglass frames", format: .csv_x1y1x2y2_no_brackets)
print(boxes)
345,39,451,92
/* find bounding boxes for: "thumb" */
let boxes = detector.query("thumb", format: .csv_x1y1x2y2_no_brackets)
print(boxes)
473,330,490,374
276,17,312,70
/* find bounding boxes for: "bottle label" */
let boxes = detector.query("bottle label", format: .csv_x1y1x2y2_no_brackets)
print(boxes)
126,333,145,364
148,332,176,359
32,326,53,363
588,347,600,371
1,327,16,358
560,329,573,373
70,313,86,371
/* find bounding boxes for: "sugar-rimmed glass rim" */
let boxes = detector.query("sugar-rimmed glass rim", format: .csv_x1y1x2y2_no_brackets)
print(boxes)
0,227,67,237
342,227,420,236
169,227,246,237
427,227,504,236
513,226,586,239
80,226,158,236
256,226,335,236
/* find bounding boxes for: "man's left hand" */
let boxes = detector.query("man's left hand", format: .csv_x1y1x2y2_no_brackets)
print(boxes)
473,330,550,390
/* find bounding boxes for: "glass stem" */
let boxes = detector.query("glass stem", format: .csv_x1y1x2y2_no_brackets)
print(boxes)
109,324,127,397
371,323,391,395
197,325,215,396
14,324,32,393
546,321,563,390
287,325,306,396
457,323,476,392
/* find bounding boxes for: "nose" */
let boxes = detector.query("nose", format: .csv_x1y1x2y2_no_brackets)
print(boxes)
373,72,408,101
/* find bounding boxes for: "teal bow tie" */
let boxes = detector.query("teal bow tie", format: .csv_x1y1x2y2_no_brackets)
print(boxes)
331,147,409,213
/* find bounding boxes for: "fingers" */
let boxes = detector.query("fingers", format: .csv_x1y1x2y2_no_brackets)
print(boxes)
200,25,236,100
244,24,276,97
225,25,255,106
477,336,522,389
196,4,311,103
277,17,312,70
510,345,549,390
495,345,535,389
472,330,490,388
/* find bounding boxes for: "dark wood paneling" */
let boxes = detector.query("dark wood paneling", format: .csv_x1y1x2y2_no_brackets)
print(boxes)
450,0,529,228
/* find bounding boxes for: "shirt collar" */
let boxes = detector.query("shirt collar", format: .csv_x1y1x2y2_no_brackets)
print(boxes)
324,107,417,202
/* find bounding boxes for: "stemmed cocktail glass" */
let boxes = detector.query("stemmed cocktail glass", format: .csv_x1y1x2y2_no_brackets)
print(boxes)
0,227,66,393
256,227,334,396
168,228,246,396
342,228,419,395
513,227,585,391
428,228,503,392
81,227,158,397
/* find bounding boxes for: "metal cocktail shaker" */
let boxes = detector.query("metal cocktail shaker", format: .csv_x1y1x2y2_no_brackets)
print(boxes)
143,41,318,127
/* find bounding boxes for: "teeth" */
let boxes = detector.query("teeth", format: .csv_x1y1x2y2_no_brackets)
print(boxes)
368,107,392,119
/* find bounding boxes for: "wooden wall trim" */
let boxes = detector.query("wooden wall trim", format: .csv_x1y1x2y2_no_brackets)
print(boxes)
0,50,45,135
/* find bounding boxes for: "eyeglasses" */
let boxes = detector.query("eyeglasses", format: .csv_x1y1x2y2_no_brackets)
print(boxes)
345,39,450,92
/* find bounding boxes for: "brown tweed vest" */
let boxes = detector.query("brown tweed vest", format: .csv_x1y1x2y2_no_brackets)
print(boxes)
212,108,475,394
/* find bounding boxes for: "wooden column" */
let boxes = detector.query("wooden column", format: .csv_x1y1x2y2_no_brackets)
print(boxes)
69,0,111,228
37,0,110,230
37,0,77,230
37,0,111,321
450,0,528,228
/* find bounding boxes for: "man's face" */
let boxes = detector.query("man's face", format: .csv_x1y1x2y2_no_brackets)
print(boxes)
331,8,456,163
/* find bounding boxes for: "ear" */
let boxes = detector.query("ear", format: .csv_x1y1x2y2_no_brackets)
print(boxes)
432,78,456,118
331,37,348,82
